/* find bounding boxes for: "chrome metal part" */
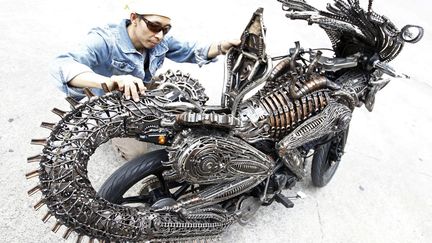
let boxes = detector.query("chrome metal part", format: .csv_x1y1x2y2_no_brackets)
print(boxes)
27,1,422,242
27,71,236,242
235,89,330,142
166,129,275,185
222,8,272,115
236,196,261,225
277,102,352,177
279,0,422,62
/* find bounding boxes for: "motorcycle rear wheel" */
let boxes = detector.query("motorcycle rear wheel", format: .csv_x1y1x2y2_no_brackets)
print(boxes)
311,128,349,187
98,149,172,205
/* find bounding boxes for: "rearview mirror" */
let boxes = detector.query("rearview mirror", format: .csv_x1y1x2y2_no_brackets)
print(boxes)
400,25,424,43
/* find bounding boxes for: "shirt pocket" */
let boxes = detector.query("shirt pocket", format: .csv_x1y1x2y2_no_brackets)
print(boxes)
111,59,135,75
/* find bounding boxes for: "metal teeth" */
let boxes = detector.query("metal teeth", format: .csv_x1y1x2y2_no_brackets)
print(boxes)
52,221,62,233
27,185,42,196
40,122,56,130
30,138,48,146
63,227,74,239
27,154,42,163
42,212,52,223
76,234,84,243
52,108,67,118
101,83,111,93
83,88,95,98
33,199,45,211
25,169,41,179
65,96,80,108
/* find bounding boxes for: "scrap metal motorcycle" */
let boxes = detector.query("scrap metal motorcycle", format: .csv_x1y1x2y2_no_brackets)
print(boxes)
26,0,423,242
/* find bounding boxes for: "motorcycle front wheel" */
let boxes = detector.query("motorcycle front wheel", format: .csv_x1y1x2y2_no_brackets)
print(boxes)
311,127,349,187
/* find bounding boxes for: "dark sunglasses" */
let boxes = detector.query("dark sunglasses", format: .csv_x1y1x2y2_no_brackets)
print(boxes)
137,14,172,35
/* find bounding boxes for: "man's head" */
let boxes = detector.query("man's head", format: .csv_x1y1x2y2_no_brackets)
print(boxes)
125,1,173,50
125,0,174,20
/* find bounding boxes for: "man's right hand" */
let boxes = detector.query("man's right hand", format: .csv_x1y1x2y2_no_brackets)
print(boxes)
105,75,146,102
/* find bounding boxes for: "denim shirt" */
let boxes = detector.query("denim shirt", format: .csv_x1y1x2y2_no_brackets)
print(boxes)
50,19,215,99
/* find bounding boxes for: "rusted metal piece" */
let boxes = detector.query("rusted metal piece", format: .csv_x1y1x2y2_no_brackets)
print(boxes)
65,96,80,108
33,199,45,211
52,221,62,233
83,88,95,98
101,83,111,93
30,138,48,146
63,227,74,240
269,56,291,81
42,212,52,223
27,154,42,163
25,169,41,180
40,122,55,130
256,87,329,139
27,185,42,196
51,108,67,118
75,235,84,243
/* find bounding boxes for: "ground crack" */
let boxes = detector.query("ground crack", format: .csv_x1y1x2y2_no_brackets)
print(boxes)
315,200,325,242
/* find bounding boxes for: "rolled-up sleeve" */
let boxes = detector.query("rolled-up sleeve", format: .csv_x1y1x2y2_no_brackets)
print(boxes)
49,30,110,97
165,36,217,67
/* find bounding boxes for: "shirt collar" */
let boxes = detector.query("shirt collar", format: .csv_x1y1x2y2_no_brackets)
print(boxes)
117,19,139,54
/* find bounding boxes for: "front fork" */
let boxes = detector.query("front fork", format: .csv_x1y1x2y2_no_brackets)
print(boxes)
277,101,352,178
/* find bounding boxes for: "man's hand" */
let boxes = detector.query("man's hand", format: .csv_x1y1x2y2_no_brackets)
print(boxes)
219,39,242,55
104,75,146,102
208,39,242,59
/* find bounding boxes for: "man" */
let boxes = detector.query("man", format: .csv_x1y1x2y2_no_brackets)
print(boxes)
50,1,240,160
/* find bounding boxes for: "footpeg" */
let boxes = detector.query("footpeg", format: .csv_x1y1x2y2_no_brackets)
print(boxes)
274,193,294,208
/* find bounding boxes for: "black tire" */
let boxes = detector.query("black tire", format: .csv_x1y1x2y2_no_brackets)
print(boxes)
98,149,169,204
311,128,349,187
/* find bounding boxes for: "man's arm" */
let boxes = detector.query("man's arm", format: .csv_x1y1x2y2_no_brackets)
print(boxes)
50,30,145,101
68,72,109,89
69,72,146,102
164,36,240,66
50,31,111,98
207,39,241,59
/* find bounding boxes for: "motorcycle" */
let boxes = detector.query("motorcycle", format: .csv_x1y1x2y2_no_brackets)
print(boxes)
26,0,423,242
